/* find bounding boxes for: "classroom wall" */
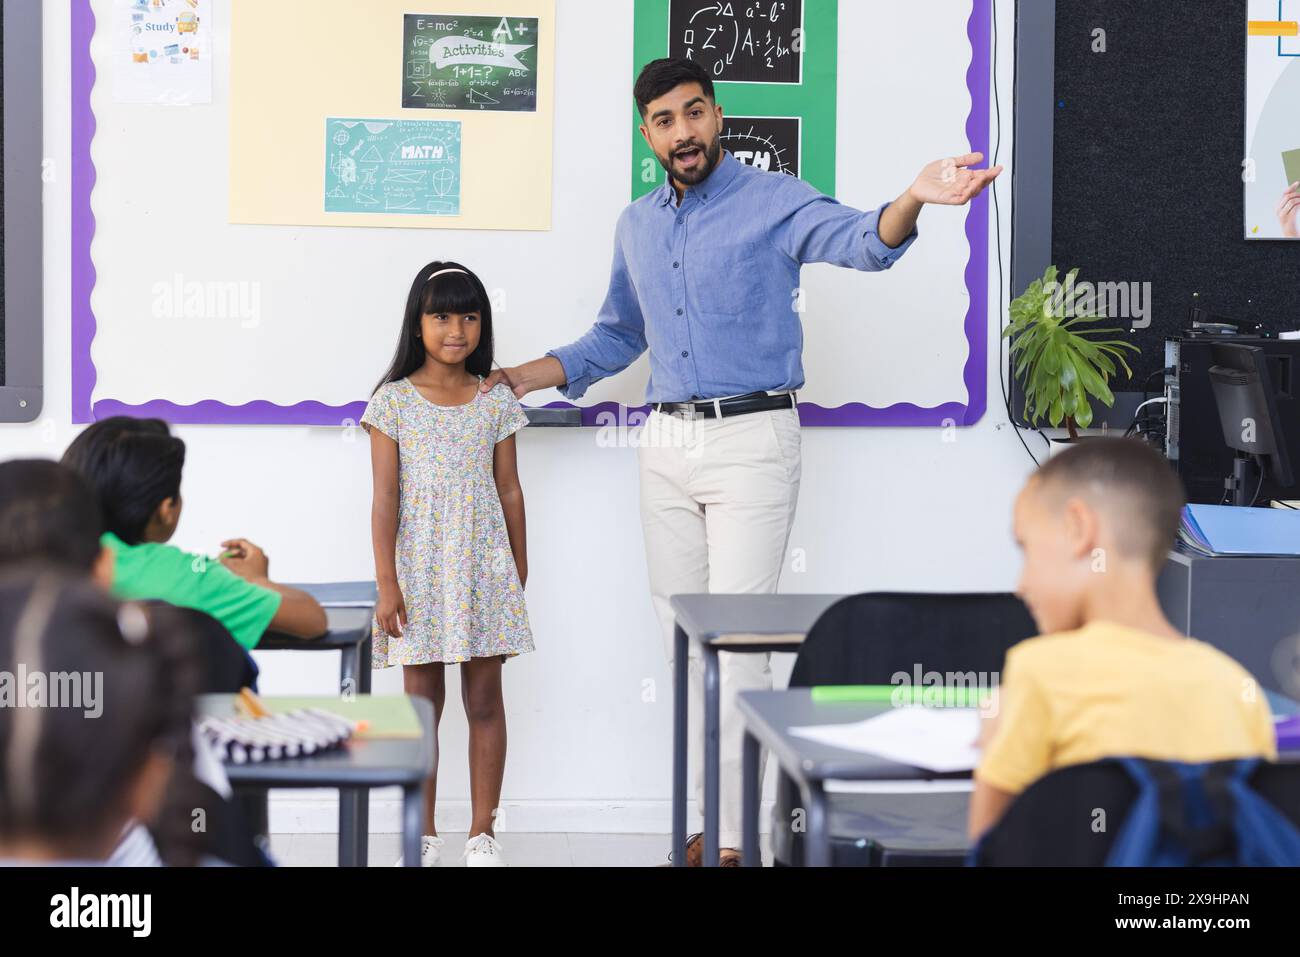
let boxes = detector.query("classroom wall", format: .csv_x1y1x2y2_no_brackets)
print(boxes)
11,0,1035,835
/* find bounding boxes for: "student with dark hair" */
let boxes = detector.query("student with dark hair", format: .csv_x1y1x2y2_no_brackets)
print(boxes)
479,55,1001,863
62,417,326,648
0,460,112,586
0,571,195,864
969,438,1277,840
0,460,269,865
365,260,533,866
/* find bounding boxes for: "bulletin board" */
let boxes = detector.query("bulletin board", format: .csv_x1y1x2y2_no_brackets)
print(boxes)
71,0,992,427
1040,0,1300,393
228,0,554,230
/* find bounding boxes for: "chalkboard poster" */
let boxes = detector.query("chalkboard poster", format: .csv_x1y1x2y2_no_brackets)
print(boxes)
633,0,835,199
721,115,800,176
669,0,803,84
402,13,539,112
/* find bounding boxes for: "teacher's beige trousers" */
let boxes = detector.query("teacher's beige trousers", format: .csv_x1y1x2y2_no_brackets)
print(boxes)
638,403,802,850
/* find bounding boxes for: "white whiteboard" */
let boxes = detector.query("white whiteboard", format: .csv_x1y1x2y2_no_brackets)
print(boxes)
74,0,989,426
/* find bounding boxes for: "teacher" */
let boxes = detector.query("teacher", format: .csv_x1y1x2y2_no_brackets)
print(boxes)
480,57,1001,865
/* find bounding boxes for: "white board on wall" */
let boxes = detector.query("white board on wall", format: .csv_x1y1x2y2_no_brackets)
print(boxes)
76,0,989,425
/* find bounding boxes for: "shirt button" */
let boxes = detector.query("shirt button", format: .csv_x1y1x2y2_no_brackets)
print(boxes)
677,218,684,225
681,351,689,358
673,261,680,268
676,308,683,315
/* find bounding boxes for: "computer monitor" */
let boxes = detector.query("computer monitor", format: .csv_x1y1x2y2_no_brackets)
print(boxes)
1208,343,1295,506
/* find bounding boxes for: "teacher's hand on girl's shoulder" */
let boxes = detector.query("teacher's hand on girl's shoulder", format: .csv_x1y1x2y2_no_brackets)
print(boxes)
479,368,517,394
480,357,565,398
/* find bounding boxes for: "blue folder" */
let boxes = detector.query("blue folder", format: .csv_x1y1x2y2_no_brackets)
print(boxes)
1180,504,1300,557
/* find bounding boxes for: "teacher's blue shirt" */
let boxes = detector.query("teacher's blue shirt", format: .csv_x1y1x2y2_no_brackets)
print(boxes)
548,150,918,403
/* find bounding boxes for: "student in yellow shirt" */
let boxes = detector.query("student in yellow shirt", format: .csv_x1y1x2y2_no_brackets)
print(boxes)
969,437,1276,840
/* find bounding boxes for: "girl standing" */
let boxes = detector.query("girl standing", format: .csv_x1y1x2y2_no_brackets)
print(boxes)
363,261,533,867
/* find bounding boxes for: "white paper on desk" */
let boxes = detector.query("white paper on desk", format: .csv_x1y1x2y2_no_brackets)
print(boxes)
789,707,981,773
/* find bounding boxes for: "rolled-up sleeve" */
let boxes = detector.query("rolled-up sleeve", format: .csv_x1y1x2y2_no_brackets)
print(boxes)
547,214,648,400
766,175,918,272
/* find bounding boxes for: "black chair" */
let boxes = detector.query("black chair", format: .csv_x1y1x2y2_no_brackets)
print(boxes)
773,592,1038,866
974,759,1300,866
146,603,259,692
138,603,269,865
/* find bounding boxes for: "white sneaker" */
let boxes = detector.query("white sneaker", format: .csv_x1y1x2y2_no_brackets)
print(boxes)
394,835,444,867
463,833,507,867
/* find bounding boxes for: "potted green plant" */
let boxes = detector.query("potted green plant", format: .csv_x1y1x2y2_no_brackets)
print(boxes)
1005,265,1140,442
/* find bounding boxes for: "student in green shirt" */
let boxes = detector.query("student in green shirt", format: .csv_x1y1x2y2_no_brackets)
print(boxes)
63,417,326,649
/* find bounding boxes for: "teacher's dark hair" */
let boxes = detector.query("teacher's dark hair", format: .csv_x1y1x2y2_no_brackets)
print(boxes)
62,417,186,546
374,261,495,393
634,57,716,118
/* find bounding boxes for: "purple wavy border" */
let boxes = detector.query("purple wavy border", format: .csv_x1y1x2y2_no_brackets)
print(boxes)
71,0,97,423
70,0,991,427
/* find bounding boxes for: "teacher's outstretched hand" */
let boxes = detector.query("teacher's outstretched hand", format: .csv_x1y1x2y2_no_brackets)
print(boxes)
912,151,1003,206
875,151,1002,250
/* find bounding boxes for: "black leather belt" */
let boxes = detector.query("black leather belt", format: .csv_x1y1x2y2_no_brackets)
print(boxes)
652,391,796,420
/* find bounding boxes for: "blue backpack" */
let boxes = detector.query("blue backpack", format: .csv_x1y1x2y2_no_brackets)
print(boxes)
1107,758,1300,866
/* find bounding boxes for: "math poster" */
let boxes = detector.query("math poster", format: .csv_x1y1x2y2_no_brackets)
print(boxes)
402,13,540,112
721,116,801,177
113,0,212,105
630,0,836,200
324,119,462,216
1245,0,1300,239
668,0,804,83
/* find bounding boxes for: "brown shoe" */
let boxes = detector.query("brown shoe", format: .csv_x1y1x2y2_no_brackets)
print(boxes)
683,832,704,867
672,834,744,867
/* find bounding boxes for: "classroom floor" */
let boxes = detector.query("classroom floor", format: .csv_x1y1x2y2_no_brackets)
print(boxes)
268,833,776,867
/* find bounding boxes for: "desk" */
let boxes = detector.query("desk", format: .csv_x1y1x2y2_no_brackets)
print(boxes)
269,581,378,696
198,693,434,867
735,689,966,867
255,593,377,865
669,593,844,867
738,687,1300,868
1159,549,1300,694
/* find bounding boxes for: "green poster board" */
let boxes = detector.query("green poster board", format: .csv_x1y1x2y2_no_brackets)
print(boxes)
630,0,837,200
402,13,539,112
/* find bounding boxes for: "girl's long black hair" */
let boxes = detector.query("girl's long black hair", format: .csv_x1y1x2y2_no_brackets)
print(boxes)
373,261,494,394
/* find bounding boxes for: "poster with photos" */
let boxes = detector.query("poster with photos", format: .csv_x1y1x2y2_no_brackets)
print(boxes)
113,0,212,105
1245,0,1300,239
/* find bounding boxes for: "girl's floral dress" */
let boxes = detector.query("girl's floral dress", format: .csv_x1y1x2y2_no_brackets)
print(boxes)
362,377,534,666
